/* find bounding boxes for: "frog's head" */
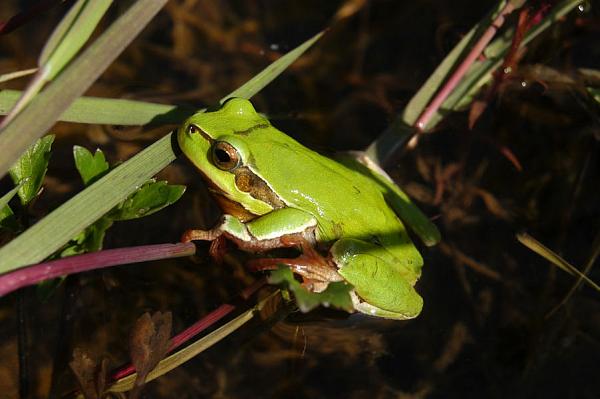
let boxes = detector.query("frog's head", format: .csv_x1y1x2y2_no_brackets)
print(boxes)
177,98,283,220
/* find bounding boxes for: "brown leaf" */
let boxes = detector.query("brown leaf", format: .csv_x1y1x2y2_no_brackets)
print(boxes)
69,348,109,399
129,311,172,399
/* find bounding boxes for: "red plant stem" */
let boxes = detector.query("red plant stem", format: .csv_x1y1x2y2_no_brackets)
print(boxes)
414,1,516,132
110,278,268,381
0,242,197,297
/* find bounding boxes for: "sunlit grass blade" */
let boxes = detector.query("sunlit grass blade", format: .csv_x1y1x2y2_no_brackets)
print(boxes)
0,90,194,125
517,232,600,292
223,30,324,102
107,291,281,393
0,68,38,84
0,32,323,273
1,0,113,127
0,0,168,180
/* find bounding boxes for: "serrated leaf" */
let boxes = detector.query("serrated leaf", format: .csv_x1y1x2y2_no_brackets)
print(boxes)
268,265,354,313
9,135,54,205
73,146,110,185
112,181,185,221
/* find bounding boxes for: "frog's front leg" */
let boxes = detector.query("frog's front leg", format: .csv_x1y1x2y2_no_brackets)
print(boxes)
182,207,318,251
182,208,342,289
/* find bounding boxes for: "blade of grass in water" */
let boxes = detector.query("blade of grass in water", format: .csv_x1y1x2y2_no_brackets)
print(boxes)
0,31,324,273
0,0,168,180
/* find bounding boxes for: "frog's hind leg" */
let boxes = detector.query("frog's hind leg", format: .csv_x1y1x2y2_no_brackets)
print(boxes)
246,236,343,292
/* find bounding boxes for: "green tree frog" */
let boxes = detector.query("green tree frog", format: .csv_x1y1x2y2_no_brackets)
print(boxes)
178,98,440,320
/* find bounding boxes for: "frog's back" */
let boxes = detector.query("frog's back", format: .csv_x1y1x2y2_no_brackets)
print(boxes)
246,126,421,269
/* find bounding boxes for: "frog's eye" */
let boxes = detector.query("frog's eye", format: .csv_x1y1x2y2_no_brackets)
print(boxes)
211,141,241,171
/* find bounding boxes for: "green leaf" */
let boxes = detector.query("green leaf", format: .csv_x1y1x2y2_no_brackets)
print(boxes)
73,146,110,185
9,135,54,205
223,31,324,102
268,265,354,313
0,0,168,180
0,31,323,273
112,181,186,221
0,90,195,126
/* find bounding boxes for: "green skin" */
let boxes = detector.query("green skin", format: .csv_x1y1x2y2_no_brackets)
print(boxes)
178,98,440,320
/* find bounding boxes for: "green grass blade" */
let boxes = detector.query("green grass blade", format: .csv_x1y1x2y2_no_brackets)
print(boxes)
401,1,508,126
40,0,113,79
223,31,324,101
366,0,580,165
1,0,113,126
365,0,507,164
0,90,194,125
0,0,168,180
0,32,323,273
423,0,581,130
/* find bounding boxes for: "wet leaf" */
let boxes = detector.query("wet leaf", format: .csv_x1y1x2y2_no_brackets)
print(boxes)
69,348,109,399
129,311,172,399
73,146,109,186
8,135,54,205
268,265,354,313
112,181,186,221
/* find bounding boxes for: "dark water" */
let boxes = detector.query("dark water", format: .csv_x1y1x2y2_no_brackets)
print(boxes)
0,0,599,398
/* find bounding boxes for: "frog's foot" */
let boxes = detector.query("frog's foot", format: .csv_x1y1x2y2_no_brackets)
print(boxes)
246,236,343,292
